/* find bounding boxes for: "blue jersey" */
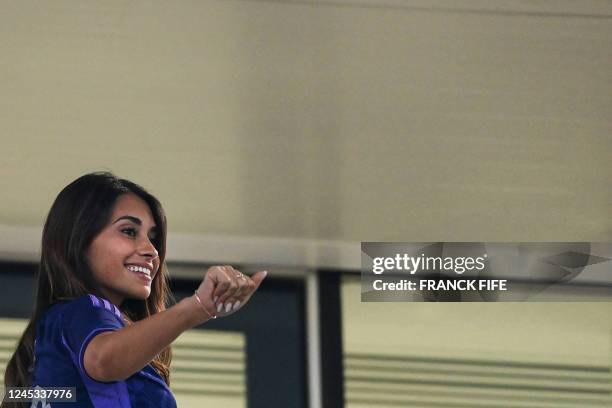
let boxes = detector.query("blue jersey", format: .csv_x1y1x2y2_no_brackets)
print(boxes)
31,294,177,407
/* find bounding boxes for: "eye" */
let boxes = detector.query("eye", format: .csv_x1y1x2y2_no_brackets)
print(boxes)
121,228,137,238
149,230,159,244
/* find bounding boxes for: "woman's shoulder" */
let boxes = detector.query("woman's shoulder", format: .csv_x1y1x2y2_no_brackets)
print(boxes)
33,297,97,342
61,294,123,319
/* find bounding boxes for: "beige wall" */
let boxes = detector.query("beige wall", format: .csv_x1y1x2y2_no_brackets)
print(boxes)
1,0,610,243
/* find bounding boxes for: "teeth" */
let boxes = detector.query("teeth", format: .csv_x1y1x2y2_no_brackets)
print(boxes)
126,265,151,276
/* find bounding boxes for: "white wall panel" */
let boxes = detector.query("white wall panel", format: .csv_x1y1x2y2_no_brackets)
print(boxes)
0,0,609,248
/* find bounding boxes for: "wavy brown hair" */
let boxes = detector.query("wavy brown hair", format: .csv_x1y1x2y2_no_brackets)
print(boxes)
2,172,173,407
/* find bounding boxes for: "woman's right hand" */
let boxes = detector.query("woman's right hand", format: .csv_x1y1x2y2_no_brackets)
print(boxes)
193,266,267,320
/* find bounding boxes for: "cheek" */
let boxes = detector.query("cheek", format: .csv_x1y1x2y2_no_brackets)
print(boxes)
87,248,111,278
89,256,127,284
87,239,131,279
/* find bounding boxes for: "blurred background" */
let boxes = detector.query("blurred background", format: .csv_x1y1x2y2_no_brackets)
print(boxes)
0,1,611,407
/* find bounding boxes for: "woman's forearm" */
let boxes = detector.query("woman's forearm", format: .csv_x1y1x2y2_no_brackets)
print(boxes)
84,296,208,382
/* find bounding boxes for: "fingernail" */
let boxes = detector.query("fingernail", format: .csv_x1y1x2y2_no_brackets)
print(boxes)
233,300,241,310
225,303,232,313
217,303,223,313
213,296,218,303
263,271,268,277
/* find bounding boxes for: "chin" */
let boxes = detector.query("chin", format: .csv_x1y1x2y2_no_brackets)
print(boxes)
128,288,152,300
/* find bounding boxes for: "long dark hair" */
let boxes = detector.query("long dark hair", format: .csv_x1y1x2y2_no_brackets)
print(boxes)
3,172,173,401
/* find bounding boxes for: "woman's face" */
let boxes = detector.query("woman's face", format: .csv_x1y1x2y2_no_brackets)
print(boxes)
86,193,161,306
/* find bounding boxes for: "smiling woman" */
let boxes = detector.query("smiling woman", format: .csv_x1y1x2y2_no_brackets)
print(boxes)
1,172,266,408
86,194,162,306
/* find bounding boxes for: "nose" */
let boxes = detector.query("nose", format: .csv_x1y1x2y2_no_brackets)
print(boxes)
138,236,159,259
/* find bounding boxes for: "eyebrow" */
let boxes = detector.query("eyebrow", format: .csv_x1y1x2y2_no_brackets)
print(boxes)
113,216,157,232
